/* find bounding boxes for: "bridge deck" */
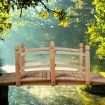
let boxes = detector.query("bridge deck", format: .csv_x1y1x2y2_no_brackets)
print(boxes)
0,70,105,86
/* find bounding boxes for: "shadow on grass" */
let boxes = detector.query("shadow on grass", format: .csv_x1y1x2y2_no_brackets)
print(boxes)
80,85,105,97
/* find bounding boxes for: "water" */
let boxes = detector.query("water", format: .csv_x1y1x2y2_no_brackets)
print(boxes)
9,86,105,105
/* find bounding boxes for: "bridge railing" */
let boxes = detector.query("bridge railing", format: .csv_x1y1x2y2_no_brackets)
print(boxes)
15,41,90,86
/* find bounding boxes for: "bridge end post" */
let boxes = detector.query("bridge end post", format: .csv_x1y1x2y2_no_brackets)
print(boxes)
50,41,56,86
85,45,90,85
15,46,21,86
20,43,25,78
79,43,83,72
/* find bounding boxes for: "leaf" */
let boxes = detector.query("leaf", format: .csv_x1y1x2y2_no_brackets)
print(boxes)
39,11,49,19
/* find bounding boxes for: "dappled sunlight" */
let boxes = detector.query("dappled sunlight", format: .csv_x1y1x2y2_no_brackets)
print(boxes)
99,72,105,77
9,86,105,105
78,88,105,105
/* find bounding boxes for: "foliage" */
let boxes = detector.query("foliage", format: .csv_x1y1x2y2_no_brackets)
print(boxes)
99,72,105,77
0,0,85,41
87,0,105,59
0,1,11,40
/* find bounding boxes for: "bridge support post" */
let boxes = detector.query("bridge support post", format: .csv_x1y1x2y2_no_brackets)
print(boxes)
15,47,21,86
20,44,25,78
85,45,90,85
79,43,83,72
50,41,56,86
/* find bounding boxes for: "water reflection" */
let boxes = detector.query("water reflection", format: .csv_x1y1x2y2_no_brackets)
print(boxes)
9,86,105,105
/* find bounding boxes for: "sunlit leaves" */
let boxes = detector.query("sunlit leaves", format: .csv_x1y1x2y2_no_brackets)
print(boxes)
87,0,105,59
0,1,11,39
52,8,70,27
39,11,49,19
58,20,69,27
0,0,85,39
38,8,70,27
52,8,62,18
58,16,69,27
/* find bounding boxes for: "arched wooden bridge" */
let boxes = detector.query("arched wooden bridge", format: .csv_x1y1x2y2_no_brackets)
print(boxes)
0,41,105,86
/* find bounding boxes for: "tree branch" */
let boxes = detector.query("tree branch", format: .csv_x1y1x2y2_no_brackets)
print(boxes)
39,0,56,13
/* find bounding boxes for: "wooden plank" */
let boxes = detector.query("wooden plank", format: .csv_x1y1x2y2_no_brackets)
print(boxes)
55,47,79,52
15,47,21,86
42,71,47,80
25,47,49,51
25,58,49,63
46,71,51,80
20,44,25,74
0,73,16,85
20,51,50,56
77,72,84,80
90,73,105,85
85,45,90,85
56,51,86,56
50,41,56,85
23,64,50,69
56,64,79,69
0,71,105,86
56,58,79,63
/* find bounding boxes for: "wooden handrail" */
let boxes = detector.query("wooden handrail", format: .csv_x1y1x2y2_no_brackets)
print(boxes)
55,47,79,52
56,64,80,69
20,51,50,56
25,47,49,51
25,58,49,63
56,51,86,56
15,46,21,86
15,41,91,86
85,45,90,85
50,41,56,85
55,58,79,63
22,64,50,69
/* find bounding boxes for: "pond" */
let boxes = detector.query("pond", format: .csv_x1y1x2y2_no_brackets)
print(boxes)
9,86,105,105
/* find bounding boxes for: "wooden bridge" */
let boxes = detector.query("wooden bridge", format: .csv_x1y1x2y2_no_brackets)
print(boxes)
0,41,105,86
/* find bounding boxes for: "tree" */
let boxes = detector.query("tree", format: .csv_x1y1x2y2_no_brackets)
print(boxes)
0,0,84,40
87,0,105,59
0,1,11,40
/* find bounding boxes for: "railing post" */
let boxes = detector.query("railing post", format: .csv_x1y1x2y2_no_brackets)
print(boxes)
20,43,25,78
15,47,21,86
79,43,83,72
85,45,90,85
50,41,56,86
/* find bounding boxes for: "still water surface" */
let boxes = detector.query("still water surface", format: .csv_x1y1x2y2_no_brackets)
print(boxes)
9,86,105,105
